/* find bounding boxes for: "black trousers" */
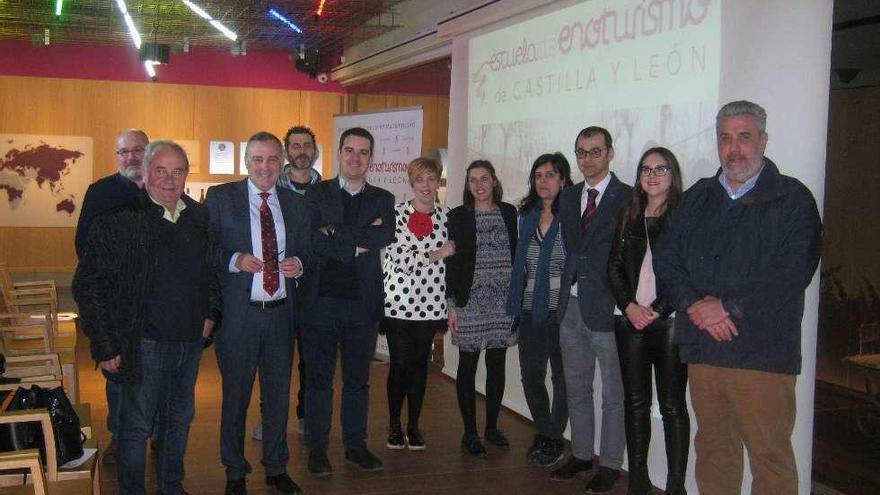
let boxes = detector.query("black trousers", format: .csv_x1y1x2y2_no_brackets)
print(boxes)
384,318,443,428
456,347,507,435
518,312,568,440
615,316,689,492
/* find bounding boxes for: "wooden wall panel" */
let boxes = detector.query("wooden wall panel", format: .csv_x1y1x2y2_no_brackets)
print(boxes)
0,76,447,272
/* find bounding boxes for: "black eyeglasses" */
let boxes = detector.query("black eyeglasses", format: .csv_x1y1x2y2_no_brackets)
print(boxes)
116,146,145,157
639,165,671,177
574,147,606,159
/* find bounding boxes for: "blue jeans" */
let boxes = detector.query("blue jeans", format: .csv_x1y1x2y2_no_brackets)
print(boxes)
117,338,203,495
301,297,378,451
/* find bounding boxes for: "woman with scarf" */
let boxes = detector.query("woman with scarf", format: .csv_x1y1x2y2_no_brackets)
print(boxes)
506,153,573,467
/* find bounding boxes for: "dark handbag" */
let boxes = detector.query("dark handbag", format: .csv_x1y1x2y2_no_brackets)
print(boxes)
0,385,84,466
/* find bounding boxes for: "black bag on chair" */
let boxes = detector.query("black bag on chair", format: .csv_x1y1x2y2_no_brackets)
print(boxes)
0,385,84,466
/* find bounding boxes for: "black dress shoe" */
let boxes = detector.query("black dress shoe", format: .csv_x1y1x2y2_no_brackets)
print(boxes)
266,473,303,494
550,456,593,481
308,449,333,478
344,445,384,471
484,428,510,448
224,478,246,495
585,466,620,493
460,433,487,458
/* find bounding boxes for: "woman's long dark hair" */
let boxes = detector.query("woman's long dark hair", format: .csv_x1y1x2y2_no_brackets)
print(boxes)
621,147,684,229
462,160,503,209
518,152,573,214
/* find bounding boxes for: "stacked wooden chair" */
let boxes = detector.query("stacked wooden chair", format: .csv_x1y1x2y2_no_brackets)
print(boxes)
0,263,79,402
0,354,99,494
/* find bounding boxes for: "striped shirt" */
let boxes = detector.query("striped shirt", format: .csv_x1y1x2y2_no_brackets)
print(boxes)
522,226,565,312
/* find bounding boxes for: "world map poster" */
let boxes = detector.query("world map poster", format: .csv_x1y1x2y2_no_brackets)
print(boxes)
0,134,93,227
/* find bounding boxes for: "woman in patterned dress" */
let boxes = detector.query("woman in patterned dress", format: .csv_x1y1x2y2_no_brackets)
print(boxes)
446,160,518,457
382,157,455,451
506,153,573,467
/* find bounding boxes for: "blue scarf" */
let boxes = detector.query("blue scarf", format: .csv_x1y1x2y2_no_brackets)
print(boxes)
506,206,561,324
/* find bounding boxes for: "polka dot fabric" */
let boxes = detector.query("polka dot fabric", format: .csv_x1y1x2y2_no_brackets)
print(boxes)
383,201,449,321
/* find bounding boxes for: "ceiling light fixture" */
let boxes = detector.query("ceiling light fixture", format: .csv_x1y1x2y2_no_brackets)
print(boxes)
182,0,238,41
144,60,159,79
55,0,64,17
115,0,142,49
269,9,303,34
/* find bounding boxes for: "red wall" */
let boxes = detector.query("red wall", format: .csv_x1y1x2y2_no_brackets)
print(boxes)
347,57,451,96
0,40,344,92
0,40,451,95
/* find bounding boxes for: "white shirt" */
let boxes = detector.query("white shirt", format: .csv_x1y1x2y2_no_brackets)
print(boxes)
571,172,613,297
229,180,287,301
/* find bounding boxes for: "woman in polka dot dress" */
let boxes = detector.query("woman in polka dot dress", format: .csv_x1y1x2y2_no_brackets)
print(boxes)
382,157,456,451
446,160,518,457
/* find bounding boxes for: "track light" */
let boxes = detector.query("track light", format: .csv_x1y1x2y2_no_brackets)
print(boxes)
269,9,303,34
182,0,238,41
115,0,142,49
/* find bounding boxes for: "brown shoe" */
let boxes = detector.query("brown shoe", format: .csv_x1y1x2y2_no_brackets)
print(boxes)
585,466,620,493
550,456,593,481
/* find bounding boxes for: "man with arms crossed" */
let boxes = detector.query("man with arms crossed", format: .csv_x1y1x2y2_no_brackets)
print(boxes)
655,100,821,494
554,126,631,493
300,127,395,477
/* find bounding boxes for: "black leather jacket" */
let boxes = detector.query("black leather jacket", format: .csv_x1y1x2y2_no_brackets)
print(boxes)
608,209,674,319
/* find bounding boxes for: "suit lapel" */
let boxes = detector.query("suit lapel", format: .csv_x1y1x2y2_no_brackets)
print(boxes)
234,180,252,249
277,189,294,254
577,175,621,250
327,178,346,225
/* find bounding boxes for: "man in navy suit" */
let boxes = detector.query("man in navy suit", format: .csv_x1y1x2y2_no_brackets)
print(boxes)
205,132,310,495
300,127,395,477
75,128,149,464
553,126,632,493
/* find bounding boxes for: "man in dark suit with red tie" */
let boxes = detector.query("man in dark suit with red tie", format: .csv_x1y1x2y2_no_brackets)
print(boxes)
205,132,310,495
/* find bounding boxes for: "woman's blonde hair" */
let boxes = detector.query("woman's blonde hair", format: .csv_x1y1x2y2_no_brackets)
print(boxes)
407,157,442,184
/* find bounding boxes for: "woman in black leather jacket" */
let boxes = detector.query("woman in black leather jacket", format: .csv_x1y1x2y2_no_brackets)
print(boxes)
608,147,688,495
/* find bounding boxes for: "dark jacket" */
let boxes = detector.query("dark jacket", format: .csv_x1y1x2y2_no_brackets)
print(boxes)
301,178,396,323
75,172,141,259
653,159,822,374
72,191,220,384
204,179,312,337
446,202,517,308
506,205,561,322
557,174,632,331
608,209,675,320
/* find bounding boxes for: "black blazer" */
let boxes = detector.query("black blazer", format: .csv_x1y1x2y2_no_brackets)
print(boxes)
301,178,395,323
608,210,675,320
445,202,518,308
204,179,312,335
557,174,632,331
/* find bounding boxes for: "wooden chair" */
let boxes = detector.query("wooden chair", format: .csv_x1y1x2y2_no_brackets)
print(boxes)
1,354,63,384
0,450,91,495
0,410,99,494
0,316,79,402
0,263,58,312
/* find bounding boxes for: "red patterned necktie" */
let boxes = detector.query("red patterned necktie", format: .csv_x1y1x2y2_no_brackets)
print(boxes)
259,192,280,296
580,188,599,231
